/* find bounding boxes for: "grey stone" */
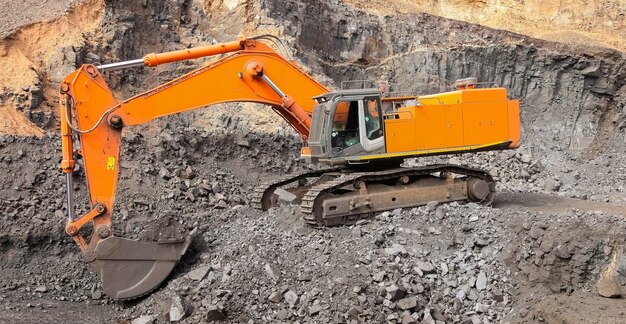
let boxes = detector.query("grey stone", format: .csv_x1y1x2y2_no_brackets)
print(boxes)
449,157,461,165
265,263,281,282
555,245,573,259
373,270,386,282
422,309,436,324
385,243,408,256
352,226,362,237
268,291,282,303
85,52,101,63
345,306,362,320
182,165,195,179
309,303,323,315
581,64,602,77
34,285,47,293
276,309,290,320
169,295,188,322
431,307,446,321
545,178,561,192
456,290,466,301
476,272,487,291
397,296,417,310
383,298,395,308
401,313,417,324
25,206,35,218
426,201,438,210
29,86,43,109
529,160,545,173
492,291,505,303
474,302,488,313
206,305,226,321
132,315,155,324
597,276,622,298
417,261,436,274
475,237,489,247
427,227,442,235
91,290,102,300
387,312,400,321
159,168,171,180
386,284,406,300
468,289,479,301
215,200,228,209
466,202,480,209
188,266,210,281
440,262,449,275
274,188,297,203
236,139,250,147
297,270,312,282
284,290,298,307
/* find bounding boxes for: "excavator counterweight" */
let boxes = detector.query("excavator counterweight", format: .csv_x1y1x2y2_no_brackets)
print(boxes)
59,36,520,299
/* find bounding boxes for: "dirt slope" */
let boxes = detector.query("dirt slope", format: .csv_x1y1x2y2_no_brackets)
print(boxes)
0,0,103,137
0,0,84,37
344,0,626,52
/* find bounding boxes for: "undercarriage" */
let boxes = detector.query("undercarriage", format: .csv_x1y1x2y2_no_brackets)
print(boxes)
253,164,495,226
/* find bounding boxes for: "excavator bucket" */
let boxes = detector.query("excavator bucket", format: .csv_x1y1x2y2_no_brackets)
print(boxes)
87,229,196,300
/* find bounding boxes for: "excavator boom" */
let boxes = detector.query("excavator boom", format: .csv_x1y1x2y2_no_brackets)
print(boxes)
60,37,328,299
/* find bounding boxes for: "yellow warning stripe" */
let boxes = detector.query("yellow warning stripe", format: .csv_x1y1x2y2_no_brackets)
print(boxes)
360,141,511,160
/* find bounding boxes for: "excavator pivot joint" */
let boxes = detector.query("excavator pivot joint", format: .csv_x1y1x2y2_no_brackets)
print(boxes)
281,96,295,109
95,203,107,213
60,82,70,94
109,115,124,129
65,203,108,236
86,65,99,78
243,39,256,48
66,224,78,236
96,225,112,239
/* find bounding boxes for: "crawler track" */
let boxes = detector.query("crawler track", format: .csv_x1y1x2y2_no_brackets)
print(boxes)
254,164,495,227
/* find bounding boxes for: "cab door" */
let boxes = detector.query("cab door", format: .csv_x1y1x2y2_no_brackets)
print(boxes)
358,97,385,152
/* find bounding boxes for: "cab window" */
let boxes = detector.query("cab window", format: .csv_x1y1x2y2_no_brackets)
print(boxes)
364,98,383,140
331,101,360,149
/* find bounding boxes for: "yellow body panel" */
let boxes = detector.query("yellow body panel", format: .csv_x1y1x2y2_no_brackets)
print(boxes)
384,108,417,152
384,88,520,155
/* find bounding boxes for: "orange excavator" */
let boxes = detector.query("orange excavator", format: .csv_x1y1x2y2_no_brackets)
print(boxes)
59,35,520,299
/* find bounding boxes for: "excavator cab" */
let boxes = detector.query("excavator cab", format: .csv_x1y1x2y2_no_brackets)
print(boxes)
306,89,386,164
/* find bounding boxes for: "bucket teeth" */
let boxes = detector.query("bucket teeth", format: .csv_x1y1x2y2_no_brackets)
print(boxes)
89,228,196,300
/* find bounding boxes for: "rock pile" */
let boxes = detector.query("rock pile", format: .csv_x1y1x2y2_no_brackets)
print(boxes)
1,116,625,322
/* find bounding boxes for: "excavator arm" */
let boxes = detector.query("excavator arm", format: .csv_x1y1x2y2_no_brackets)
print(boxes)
59,37,328,299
